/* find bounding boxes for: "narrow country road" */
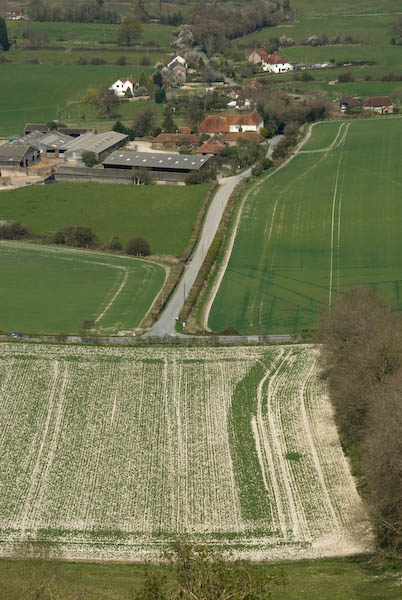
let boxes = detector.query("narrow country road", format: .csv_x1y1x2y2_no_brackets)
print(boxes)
146,169,250,336
146,136,284,337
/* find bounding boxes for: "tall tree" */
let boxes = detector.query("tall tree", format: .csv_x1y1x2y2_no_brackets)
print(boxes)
0,15,10,50
117,16,143,46
95,86,120,118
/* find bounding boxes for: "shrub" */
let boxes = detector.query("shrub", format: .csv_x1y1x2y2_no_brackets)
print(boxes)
125,236,150,256
154,87,166,103
140,55,150,66
54,225,97,248
105,235,122,251
338,70,354,82
300,71,314,82
115,55,126,65
81,151,97,167
0,221,30,240
90,57,107,65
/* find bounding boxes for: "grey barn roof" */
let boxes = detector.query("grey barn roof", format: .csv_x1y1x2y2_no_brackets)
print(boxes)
103,151,211,170
0,143,33,161
64,131,128,156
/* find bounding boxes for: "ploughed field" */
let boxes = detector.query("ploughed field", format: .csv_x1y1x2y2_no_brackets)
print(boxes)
0,242,165,334
0,343,372,561
209,118,402,334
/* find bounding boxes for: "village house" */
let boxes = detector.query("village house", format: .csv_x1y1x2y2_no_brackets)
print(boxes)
167,55,187,69
110,76,136,97
222,132,265,146
248,49,293,73
199,110,264,135
364,96,394,114
152,130,200,151
196,137,225,156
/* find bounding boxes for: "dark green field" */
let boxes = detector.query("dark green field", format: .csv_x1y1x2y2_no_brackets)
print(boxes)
0,242,165,334
0,183,209,255
0,555,401,599
209,118,402,335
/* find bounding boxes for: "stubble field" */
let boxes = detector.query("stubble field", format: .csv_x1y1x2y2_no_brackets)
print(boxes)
0,342,372,561
209,118,402,334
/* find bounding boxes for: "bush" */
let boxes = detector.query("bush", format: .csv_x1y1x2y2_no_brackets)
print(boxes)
90,57,107,65
105,235,122,251
115,55,126,65
140,55,150,66
54,225,97,248
300,71,314,82
125,236,150,256
81,151,97,167
338,70,354,82
0,221,30,239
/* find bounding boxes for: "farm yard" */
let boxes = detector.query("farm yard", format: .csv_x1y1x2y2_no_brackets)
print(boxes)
0,242,165,334
208,118,402,335
0,183,209,255
0,342,372,561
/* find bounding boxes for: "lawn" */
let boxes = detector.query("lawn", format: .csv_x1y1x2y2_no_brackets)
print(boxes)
0,242,165,334
0,343,370,560
1,555,402,599
0,182,209,255
208,118,402,335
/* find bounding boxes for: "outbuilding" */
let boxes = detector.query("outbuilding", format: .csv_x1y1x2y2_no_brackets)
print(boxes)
102,150,213,184
0,143,40,169
364,96,393,114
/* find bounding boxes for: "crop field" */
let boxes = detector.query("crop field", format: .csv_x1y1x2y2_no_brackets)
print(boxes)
0,242,165,334
0,342,371,561
208,118,402,335
0,183,209,255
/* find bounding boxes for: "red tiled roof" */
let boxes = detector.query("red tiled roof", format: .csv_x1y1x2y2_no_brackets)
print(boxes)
153,133,200,144
119,76,136,84
199,115,230,134
364,96,393,107
179,126,191,134
264,53,288,64
196,140,225,155
227,109,263,126
255,49,270,62
223,132,265,143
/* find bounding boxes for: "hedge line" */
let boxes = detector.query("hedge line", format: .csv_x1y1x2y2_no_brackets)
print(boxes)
178,181,218,262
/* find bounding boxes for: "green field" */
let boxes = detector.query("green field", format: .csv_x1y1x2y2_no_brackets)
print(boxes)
0,242,165,334
1,555,402,600
0,183,208,255
0,343,370,560
209,118,402,335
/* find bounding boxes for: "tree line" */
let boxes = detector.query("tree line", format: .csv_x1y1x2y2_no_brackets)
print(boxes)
316,286,402,553
28,0,120,24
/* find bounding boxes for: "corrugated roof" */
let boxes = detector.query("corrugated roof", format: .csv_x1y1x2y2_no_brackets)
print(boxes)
102,151,211,170
64,131,128,155
0,143,32,161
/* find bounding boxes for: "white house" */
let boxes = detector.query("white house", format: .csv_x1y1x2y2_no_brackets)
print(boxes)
110,76,136,97
167,55,187,69
262,53,293,74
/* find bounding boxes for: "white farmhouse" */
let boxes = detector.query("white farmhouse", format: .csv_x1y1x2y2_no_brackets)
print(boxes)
110,76,136,97
262,53,293,74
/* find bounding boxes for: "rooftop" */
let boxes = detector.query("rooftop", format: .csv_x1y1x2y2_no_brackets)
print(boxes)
103,151,211,171
364,96,393,107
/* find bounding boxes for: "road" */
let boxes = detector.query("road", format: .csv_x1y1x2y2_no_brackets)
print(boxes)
146,169,250,336
146,136,284,337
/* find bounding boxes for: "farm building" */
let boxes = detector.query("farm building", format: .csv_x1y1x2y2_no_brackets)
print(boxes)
199,110,264,135
364,96,393,114
57,127,95,138
110,76,136,97
0,143,40,169
64,131,128,161
196,138,225,156
102,151,213,184
24,123,48,136
339,97,362,113
30,131,75,157
54,166,135,185
152,132,200,150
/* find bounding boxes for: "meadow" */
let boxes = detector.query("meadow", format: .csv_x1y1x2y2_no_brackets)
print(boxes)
0,242,165,334
208,118,402,335
0,182,209,255
0,342,371,561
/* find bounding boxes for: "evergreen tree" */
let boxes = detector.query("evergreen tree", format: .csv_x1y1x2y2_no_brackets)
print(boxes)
0,17,10,51
139,70,146,87
162,106,177,133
